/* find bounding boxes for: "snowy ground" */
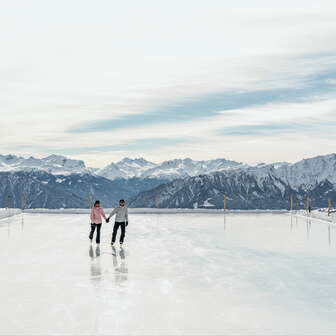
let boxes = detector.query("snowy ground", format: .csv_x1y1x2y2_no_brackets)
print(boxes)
1,213,336,335
0,208,21,220
308,209,336,224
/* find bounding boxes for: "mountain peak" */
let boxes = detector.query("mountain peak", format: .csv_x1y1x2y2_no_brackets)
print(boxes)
97,157,156,180
43,154,66,160
118,157,155,165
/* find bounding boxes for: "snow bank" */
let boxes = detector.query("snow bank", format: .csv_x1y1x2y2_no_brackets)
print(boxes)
23,208,289,215
0,208,22,220
294,209,336,224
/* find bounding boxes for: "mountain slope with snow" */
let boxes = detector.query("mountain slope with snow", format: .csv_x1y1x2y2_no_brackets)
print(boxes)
239,153,336,191
130,170,336,209
0,171,165,209
130,153,336,209
273,153,336,190
140,158,243,180
129,171,295,209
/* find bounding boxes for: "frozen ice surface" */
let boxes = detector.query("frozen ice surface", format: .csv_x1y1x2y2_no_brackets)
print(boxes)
1,213,336,335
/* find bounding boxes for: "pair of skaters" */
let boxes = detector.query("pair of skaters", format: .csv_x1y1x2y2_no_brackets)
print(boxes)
89,199,128,247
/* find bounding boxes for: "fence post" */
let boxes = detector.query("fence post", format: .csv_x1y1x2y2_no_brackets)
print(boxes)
6,196,12,209
155,194,160,209
87,194,94,209
21,193,28,210
305,197,311,213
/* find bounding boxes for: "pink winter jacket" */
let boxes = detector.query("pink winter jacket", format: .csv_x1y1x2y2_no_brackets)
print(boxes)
90,207,106,224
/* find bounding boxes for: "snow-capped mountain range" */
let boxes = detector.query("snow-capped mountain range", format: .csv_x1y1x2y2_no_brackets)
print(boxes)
0,154,244,180
0,154,90,175
2,153,335,189
241,153,336,191
1,152,336,209
95,157,244,180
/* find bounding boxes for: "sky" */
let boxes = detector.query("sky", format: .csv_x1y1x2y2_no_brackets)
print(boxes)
1,0,336,168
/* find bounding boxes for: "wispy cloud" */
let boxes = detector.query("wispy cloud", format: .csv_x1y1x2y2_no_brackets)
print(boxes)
217,121,336,137
42,137,198,155
69,63,336,133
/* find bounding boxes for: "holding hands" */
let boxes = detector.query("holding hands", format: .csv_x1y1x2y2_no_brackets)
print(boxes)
105,217,127,226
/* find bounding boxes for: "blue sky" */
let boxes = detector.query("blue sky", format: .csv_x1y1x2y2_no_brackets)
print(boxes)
1,0,336,167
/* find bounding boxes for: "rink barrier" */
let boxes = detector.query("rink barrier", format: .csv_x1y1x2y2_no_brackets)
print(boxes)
23,208,289,215
0,208,22,220
21,208,336,225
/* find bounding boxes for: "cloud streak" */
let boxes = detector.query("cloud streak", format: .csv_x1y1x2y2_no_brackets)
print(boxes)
69,62,336,133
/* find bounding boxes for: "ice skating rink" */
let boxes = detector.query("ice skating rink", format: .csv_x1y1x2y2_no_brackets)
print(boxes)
1,213,336,335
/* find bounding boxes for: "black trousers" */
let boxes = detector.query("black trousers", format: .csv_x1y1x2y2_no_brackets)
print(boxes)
112,222,126,244
89,223,102,244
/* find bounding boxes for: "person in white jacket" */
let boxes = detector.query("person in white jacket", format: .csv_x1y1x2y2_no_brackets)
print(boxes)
107,199,129,247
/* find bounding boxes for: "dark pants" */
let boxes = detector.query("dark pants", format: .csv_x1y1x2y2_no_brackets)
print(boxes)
112,222,126,244
89,223,102,244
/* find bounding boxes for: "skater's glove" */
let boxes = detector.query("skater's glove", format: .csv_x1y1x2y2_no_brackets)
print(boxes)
125,221,128,227
106,217,110,223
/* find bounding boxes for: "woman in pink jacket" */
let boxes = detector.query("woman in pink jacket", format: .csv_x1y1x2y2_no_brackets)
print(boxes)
89,200,107,245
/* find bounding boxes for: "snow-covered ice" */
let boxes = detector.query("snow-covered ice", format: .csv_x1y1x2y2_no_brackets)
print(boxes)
1,213,336,335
